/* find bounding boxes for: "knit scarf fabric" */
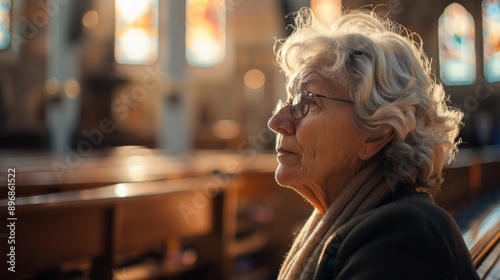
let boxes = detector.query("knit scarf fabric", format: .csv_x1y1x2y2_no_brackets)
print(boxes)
277,160,391,280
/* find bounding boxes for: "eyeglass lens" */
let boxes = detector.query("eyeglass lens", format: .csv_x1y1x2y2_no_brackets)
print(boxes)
273,92,310,120
292,92,309,119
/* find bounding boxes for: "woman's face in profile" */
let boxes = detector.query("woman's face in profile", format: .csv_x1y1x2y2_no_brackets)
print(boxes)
268,79,365,202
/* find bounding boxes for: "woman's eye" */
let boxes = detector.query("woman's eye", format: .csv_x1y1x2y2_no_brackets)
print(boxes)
308,97,319,106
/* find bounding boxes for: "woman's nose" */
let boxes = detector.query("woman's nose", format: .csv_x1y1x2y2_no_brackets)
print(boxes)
268,104,295,135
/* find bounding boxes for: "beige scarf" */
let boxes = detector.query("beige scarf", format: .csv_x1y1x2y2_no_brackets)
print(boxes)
277,160,391,280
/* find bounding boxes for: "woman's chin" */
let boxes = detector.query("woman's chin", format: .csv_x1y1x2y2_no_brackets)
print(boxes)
274,165,296,187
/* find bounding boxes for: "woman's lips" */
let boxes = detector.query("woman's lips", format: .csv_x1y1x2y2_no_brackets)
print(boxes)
277,147,295,155
276,148,298,163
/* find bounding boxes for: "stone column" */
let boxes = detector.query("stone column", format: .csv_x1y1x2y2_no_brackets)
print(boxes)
45,0,82,153
157,0,192,154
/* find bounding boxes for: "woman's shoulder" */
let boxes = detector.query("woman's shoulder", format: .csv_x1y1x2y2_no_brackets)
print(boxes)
335,189,459,243
317,189,479,280
367,189,456,229
335,190,465,257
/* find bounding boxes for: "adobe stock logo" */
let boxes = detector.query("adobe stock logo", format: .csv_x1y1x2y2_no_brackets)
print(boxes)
387,0,413,15
178,127,275,224
454,76,494,120
11,0,71,53
51,65,169,182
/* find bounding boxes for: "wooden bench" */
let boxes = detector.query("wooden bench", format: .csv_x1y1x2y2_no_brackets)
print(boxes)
0,177,227,279
1,147,498,279
463,201,500,279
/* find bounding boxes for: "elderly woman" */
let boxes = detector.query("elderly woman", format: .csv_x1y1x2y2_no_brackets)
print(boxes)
268,8,479,280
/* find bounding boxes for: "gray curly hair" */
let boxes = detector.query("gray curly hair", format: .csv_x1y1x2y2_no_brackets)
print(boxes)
275,8,463,191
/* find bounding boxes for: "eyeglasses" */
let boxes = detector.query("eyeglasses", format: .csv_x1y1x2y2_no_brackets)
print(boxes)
274,91,353,120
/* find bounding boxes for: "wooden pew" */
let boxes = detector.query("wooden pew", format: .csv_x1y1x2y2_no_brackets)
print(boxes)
0,147,278,279
0,147,276,199
0,176,227,280
462,202,500,279
1,146,498,279
0,146,210,198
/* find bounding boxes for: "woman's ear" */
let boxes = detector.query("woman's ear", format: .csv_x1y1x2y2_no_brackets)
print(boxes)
358,130,395,160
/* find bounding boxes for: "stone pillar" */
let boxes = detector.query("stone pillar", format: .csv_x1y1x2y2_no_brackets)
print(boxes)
156,0,192,154
45,0,81,153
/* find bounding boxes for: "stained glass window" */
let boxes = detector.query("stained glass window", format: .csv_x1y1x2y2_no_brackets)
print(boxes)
310,0,342,27
0,0,10,50
186,0,225,67
115,0,159,65
438,3,476,86
483,0,500,83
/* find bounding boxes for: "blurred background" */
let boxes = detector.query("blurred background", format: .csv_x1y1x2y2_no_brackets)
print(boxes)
0,0,499,279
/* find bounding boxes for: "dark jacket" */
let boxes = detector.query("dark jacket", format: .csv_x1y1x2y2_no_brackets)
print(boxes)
316,188,480,280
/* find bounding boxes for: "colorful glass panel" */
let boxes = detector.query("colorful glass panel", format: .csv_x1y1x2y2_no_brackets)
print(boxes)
115,0,159,65
311,0,342,27
186,0,226,67
483,0,500,83
438,3,476,86
0,0,11,50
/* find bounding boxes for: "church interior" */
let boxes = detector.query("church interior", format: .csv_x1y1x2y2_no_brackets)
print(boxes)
0,0,499,279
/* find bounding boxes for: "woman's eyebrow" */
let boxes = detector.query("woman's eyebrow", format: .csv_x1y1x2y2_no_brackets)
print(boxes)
300,73,323,88
299,80,324,95
291,77,314,90
288,72,323,96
